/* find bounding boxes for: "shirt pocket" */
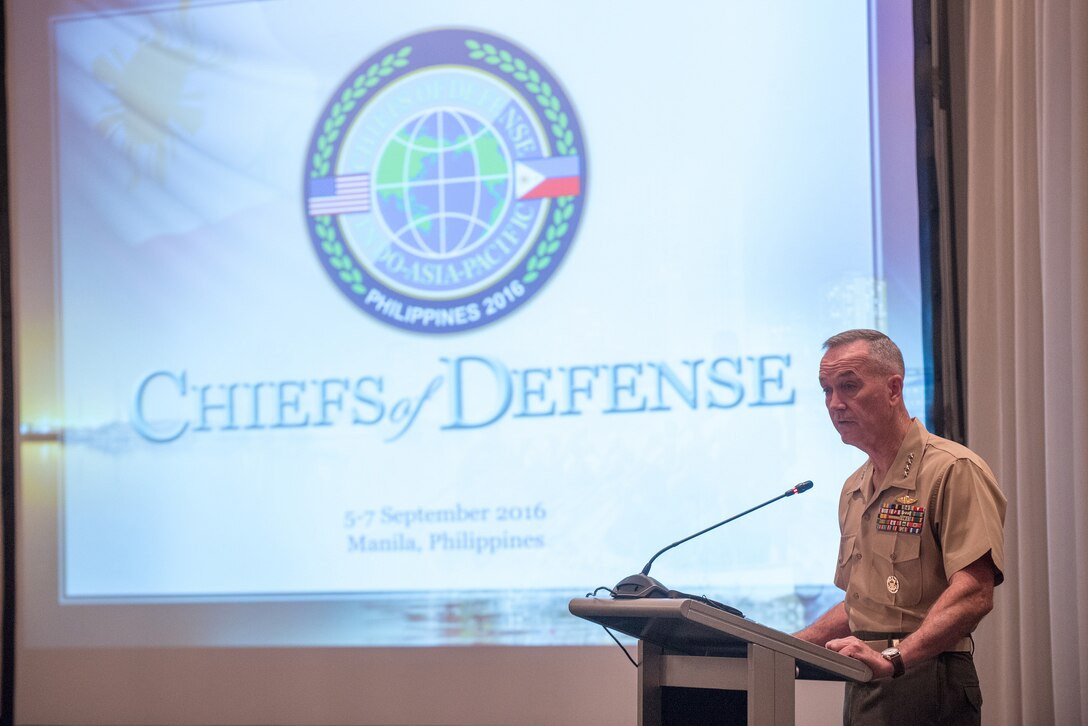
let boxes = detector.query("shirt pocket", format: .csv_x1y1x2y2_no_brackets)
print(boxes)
877,534,923,606
834,534,857,590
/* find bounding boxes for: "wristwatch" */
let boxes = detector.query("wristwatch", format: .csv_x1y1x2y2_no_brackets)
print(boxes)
881,646,905,678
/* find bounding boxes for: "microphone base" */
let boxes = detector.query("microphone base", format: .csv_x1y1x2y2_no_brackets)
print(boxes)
611,574,745,618
611,574,670,599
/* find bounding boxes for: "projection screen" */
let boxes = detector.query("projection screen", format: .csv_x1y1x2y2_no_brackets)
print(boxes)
9,0,924,658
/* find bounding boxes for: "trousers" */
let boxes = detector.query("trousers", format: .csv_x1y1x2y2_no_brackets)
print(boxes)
843,652,982,726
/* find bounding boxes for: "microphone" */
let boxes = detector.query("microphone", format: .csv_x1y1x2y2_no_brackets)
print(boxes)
611,481,814,610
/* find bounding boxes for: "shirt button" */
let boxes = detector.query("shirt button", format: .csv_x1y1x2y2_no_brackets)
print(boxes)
853,593,860,599
854,553,862,560
889,553,897,561
863,513,871,521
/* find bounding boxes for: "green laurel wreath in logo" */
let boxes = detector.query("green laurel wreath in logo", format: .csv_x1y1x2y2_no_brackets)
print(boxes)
465,39,580,285
309,46,413,296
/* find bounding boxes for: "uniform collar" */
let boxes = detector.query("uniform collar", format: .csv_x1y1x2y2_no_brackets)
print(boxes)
883,418,927,494
846,418,928,497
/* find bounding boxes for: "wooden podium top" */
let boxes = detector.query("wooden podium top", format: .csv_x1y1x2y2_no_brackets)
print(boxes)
569,597,871,683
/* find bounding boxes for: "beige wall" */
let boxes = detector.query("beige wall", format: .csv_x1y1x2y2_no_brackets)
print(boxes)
16,644,845,724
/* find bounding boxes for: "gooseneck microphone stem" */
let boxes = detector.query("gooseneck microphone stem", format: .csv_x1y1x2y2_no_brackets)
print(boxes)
639,480,814,576
610,480,813,604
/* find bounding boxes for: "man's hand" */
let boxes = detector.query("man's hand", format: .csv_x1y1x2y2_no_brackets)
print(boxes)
825,636,896,679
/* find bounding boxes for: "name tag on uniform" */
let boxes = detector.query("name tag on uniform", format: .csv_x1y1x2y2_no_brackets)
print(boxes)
876,498,925,535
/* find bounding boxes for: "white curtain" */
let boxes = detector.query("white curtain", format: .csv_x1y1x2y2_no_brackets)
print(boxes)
964,1,1088,724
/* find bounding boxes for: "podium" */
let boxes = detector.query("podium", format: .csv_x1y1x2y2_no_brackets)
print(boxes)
569,597,871,726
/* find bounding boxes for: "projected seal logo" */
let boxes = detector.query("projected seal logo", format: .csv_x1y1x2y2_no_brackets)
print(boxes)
304,29,587,333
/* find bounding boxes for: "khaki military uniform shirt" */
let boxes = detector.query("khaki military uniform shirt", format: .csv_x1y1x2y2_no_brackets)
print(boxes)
835,418,1006,633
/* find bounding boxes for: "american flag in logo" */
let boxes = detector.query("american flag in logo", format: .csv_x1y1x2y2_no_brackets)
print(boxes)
307,174,371,215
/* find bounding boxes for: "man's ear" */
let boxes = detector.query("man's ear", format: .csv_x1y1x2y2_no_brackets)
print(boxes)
887,374,904,404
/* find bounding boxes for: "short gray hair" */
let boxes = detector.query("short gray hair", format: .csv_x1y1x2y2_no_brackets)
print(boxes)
823,329,905,377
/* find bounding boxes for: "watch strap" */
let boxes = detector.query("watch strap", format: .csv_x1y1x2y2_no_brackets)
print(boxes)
881,647,905,678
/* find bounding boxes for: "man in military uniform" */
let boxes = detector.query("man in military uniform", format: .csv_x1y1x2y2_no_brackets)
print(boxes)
795,329,1006,725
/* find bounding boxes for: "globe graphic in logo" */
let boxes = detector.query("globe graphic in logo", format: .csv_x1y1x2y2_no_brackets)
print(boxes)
304,28,586,333
374,109,511,258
